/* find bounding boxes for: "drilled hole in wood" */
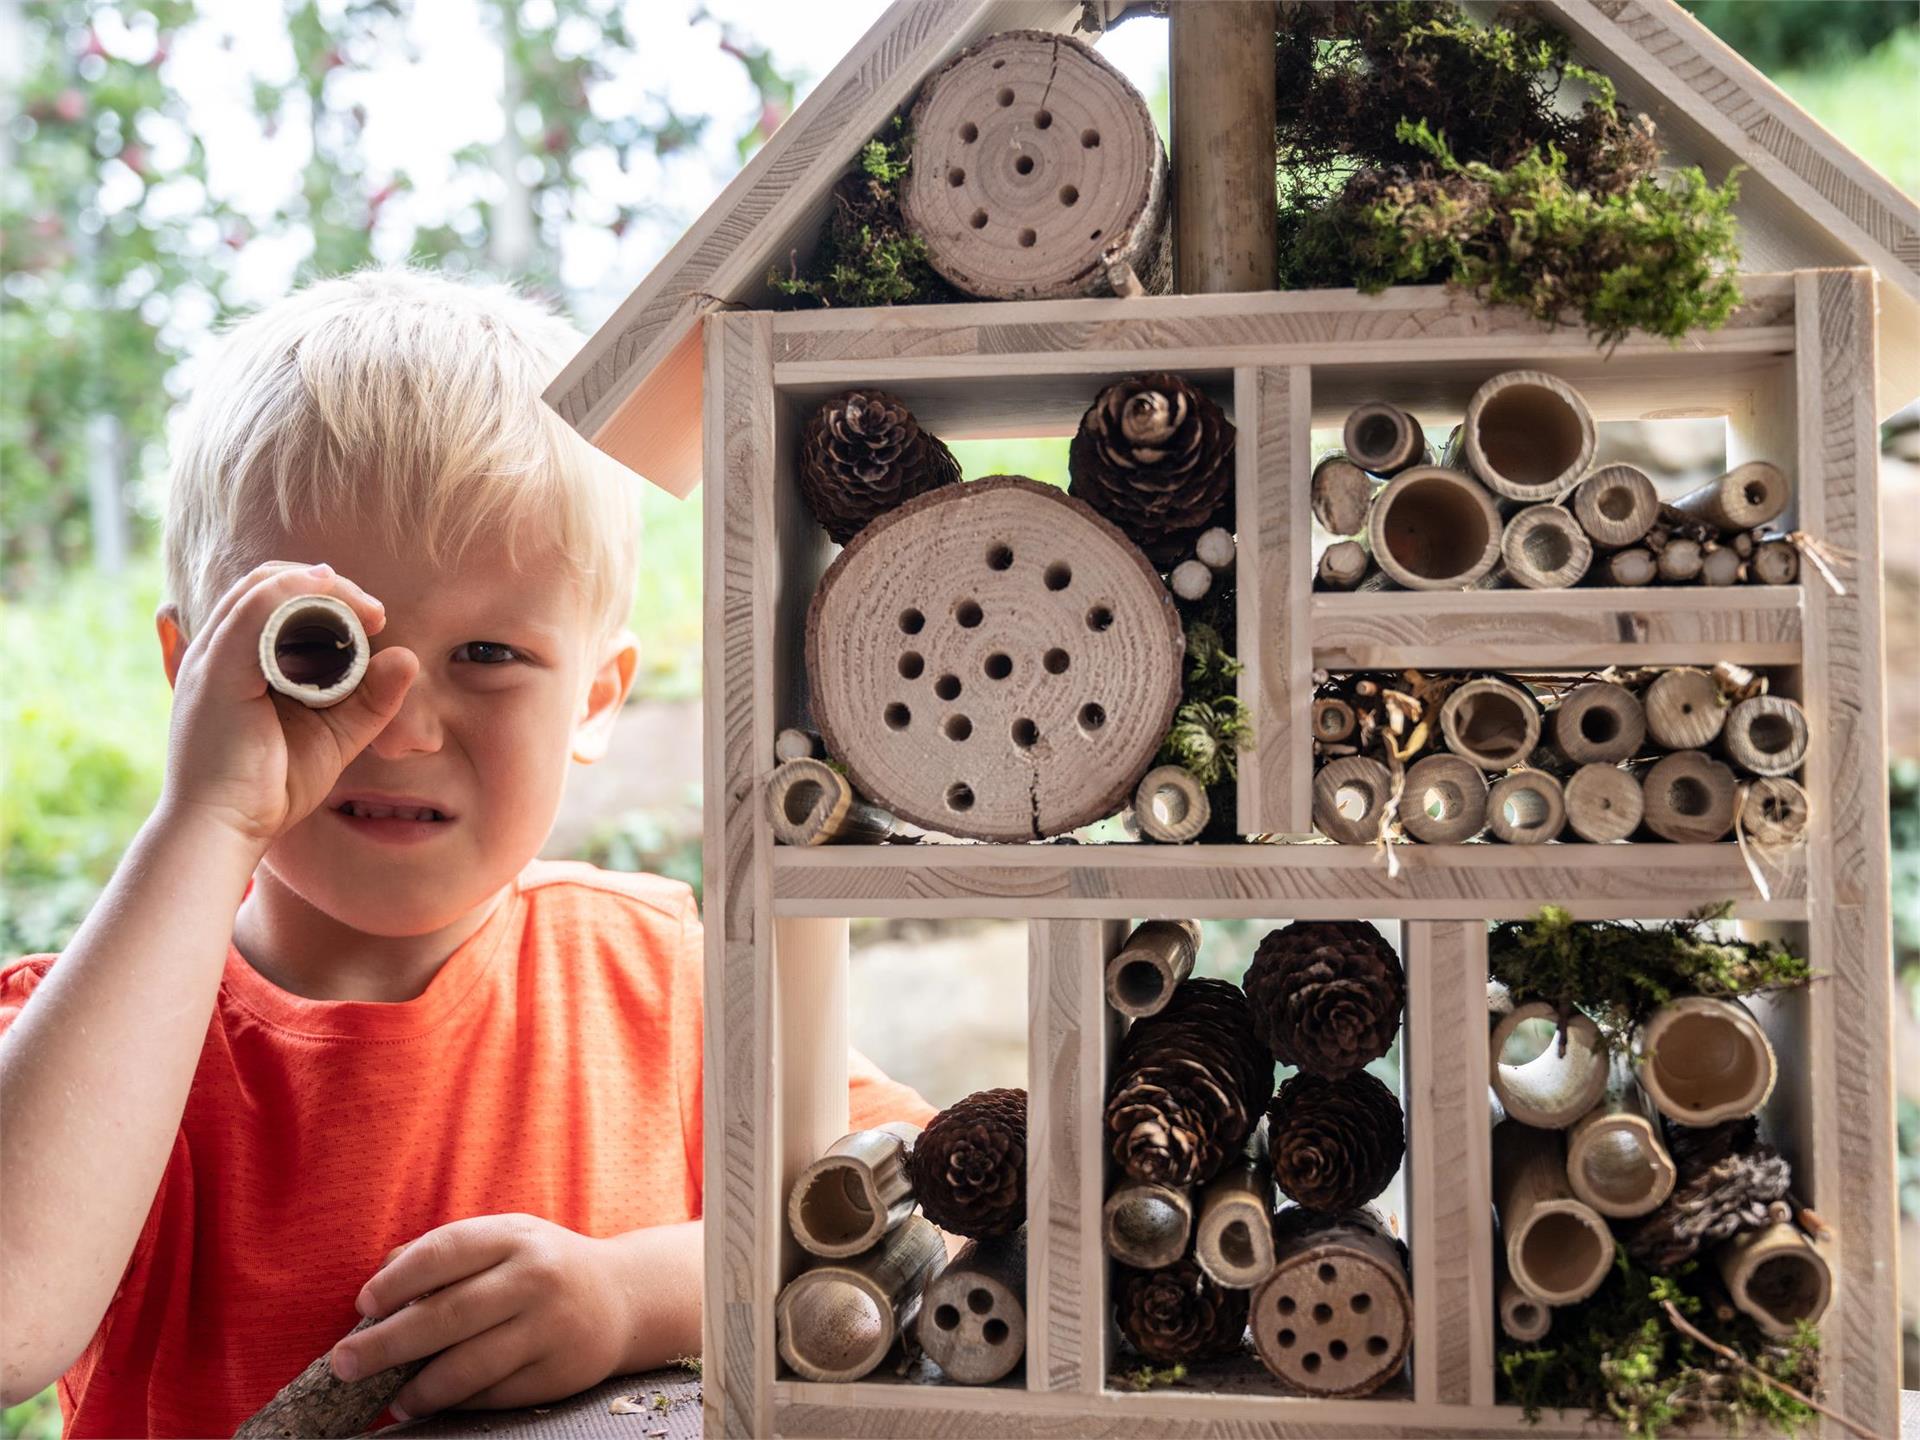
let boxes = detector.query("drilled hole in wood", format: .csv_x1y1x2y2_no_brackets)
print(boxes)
968,1288,994,1315
1317,1262,1336,1282
969,209,989,230
947,167,966,187
884,703,911,730
1277,1328,1297,1348
1012,718,1039,748
984,653,1013,680
1302,1352,1322,1373
1277,1296,1297,1316
1034,108,1052,128
1329,1339,1349,1360
1044,647,1070,674
900,608,924,634
956,599,984,627
1522,524,1573,572
1014,154,1035,175
934,1304,960,1331
987,543,1014,570
991,58,1005,69
1018,228,1037,247
1081,127,1100,147
1581,708,1619,744
1352,1293,1372,1313
1367,1335,1390,1356
935,674,962,701
1149,785,1189,828
1080,702,1107,732
1745,480,1769,506
1312,1302,1333,1323
1599,486,1634,520
1044,561,1072,590
1669,776,1710,816
1087,605,1113,631
1423,783,1464,820
1089,228,1103,240
1502,788,1552,831
1058,184,1079,206
945,714,973,741
898,652,924,680
958,121,978,143
1335,783,1372,822
1749,713,1795,753
946,782,975,811
983,1318,1009,1345
996,86,1014,106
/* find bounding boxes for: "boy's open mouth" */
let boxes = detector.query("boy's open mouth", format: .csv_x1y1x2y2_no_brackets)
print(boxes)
334,801,452,822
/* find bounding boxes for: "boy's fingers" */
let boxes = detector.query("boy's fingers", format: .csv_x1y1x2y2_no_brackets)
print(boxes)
357,1216,519,1320
334,1269,517,1381
205,568,390,704
436,1357,549,1413
302,646,419,759
386,1316,534,1421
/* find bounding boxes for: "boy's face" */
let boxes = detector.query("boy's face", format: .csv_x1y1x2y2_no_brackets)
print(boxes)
162,517,637,938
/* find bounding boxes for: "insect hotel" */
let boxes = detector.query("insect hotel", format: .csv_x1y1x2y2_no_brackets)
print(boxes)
549,2,1913,1435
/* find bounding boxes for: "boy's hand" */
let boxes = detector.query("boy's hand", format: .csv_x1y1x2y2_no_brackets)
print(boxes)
331,1214,633,1419
161,562,419,852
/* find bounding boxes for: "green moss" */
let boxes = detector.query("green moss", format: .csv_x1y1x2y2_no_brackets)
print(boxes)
1155,622,1253,789
1111,1361,1188,1391
1489,906,1810,1046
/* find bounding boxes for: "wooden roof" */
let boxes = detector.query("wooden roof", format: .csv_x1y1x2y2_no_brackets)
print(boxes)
547,0,1920,496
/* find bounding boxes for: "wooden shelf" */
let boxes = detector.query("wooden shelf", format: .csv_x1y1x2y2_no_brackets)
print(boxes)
770,843,1804,920
1311,587,1805,670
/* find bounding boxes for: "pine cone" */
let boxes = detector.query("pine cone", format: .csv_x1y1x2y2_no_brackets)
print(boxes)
1106,978,1275,1188
798,389,961,544
1267,1071,1404,1212
1243,922,1406,1079
1626,1118,1793,1269
1068,373,1235,567
909,1087,1026,1238
1113,1256,1249,1363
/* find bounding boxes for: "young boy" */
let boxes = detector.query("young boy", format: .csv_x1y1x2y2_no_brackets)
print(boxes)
0,268,937,1436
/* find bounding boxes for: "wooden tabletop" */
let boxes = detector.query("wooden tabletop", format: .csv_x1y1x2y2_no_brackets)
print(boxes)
381,1367,701,1440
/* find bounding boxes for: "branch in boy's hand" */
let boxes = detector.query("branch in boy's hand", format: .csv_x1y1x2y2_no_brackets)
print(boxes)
233,1316,426,1439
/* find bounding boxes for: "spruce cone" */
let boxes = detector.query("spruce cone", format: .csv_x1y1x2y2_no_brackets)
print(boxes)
1113,1256,1250,1363
1068,373,1235,567
1267,1071,1405,1212
798,389,961,544
1626,1118,1793,1269
1243,921,1406,1079
1106,977,1274,1188
909,1087,1026,1239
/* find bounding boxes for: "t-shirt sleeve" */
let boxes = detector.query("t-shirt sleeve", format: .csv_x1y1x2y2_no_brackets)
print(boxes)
848,1046,940,1132
672,895,705,1212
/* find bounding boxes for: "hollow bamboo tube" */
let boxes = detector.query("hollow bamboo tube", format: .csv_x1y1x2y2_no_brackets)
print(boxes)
1311,455,1376,536
788,1123,921,1259
258,592,370,709
1634,995,1777,1126
1194,1124,1277,1290
1440,677,1541,773
917,1228,1028,1384
1312,755,1394,845
1105,919,1204,1019
1250,1206,1411,1396
1462,370,1596,503
1501,504,1592,590
1671,460,1791,532
1564,764,1645,844
775,1214,947,1382
1571,464,1659,549
1343,402,1430,478
1741,776,1810,847
775,727,822,762
1400,752,1489,844
1700,544,1742,587
1366,465,1504,590
1565,1072,1676,1218
1498,1271,1552,1343
768,757,895,846
1655,536,1704,584
1317,539,1371,591
1640,750,1739,843
1644,668,1725,750
1607,547,1658,586
1102,1179,1194,1268
1133,764,1210,843
1722,695,1809,778
1750,539,1800,586
1715,1222,1832,1339
1492,1120,1614,1306
1551,683,1646,767
1487,770,1567,844
1490,999,1609,1129
1313,697,1358,744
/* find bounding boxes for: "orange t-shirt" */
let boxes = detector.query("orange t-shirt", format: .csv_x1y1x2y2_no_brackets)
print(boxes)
0,858,936,1438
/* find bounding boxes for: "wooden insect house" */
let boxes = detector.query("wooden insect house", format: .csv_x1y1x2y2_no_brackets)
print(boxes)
548,3,1914,1436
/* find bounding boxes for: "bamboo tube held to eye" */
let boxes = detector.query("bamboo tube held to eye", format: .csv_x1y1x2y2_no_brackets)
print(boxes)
1490,995,1610,1129
1564,764,1645,844
1250,1206,1412,1397
1671,460,1791,532
1722,695,1810,777
775,1215,946,1382
1551,683,1646,767
788,1123,921,1259
1461,370,1597,503
1196,1124,1278,1290
1440,677,1541,773
1572,464,1659,549
1313,755,1394,845
1487,770,1567,845
1132,765,1210,843
1102,1179,1194,1268
1644,668,1725,750
1607,547,1658,586
768,757,896,846
1311,456,1376,536
1634,995,1777,1126
1400,752,1489,844
1104,919,1203,1019
917,1228,1028,1384
1640,751,1739,843
259,593,370,709
1565,1072,1676,1218
1317,539,1371,591
1366,465,1504,590
1343,402,1429,478
1498,1272,1552,1343
1741,776,1811,847
1716,1222,1832,1339
1492,1120,1614,1306
1501,504,1592,590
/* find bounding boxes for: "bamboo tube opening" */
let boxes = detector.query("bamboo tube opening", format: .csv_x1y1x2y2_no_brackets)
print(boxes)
1367,466,1503,588
1747,1254,1827,1323
1313,755,1392,845
1344,403,1426,477
1489,772,1565,844
1103,1181,1193,1268
795,1168,878,1251
1219,1220,1255,1268
1105,919,1201,1018
1570,1126,1674,1216
1637,999,1775,1124
1464,373,1596,500
1520,1210,1612,1298
1491,1003,1609,1129
1718,1223,1832,1338
1499,1276,1550,1342
1403,753,1489,844
1441,679,1541,772
781,1280,889,1377
1723,696,1809,778
259,593,370,708
1502,505,1591,589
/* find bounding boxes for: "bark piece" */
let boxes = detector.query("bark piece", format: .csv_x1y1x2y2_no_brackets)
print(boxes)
235,1316,426,1439
1310,455,1375,536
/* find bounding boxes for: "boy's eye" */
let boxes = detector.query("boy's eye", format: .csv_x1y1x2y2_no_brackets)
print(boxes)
456,641,522,666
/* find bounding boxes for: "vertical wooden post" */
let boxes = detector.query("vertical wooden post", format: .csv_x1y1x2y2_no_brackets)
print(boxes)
1171,1,1278,293
776,917,851,1283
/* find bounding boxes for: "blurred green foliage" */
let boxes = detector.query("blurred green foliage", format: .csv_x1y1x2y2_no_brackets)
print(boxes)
1681,0,1912,71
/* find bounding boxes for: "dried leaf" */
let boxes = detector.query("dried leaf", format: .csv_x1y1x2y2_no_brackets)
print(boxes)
610,1395,650,1414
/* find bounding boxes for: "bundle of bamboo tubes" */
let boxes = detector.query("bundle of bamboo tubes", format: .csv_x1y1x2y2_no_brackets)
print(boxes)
1310,664,1810,849
1312,373,1801,592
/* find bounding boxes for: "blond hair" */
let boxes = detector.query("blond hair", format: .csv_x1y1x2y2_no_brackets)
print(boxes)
162,266,638,651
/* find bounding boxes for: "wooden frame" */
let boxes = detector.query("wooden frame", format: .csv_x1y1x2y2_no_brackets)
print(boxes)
700,271,1894,1438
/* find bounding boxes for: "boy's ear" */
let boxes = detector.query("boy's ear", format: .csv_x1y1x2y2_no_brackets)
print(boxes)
156,603,188,691
571,627,640,765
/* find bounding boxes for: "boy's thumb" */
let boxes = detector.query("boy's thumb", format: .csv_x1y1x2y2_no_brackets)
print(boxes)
329,647,419,742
